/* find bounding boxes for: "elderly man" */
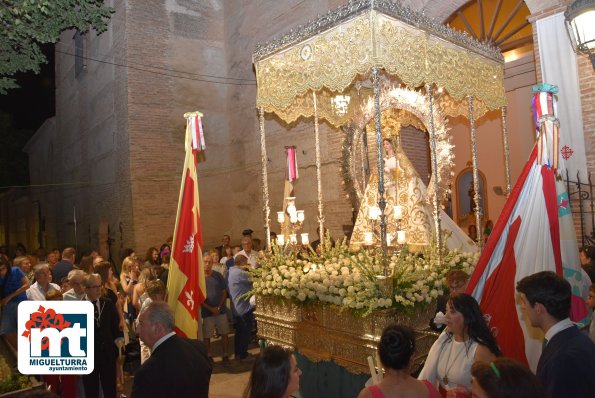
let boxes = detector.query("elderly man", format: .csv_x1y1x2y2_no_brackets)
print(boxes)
83,273,122,398
201,253,230,362
63,269,86,301
132,301,212,398
52,247,76,286
227,254,255,361
517,271,595,398
236,236,259,269
26,263,60,300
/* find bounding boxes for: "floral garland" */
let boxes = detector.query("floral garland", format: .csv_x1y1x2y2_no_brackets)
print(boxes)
250,236,478,316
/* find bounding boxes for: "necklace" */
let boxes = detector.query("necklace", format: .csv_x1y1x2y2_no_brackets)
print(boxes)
94,300,105,328
442,340,465,385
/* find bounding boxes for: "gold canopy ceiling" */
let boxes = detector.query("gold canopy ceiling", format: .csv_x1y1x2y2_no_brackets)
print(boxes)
253,1,506,126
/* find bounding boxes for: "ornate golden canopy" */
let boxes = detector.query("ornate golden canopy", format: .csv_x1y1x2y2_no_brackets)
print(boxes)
253,1,505,126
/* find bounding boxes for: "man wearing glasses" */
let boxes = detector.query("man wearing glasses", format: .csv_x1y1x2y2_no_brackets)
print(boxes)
63,269,87,301
83,273,122,398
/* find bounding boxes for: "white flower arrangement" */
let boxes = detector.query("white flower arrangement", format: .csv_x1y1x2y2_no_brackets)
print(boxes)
250,236,479,316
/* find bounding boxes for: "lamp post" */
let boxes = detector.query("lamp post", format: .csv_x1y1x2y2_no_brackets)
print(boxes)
565,0,595,69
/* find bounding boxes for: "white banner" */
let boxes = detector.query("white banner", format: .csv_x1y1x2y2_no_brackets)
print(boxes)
536,13,588,181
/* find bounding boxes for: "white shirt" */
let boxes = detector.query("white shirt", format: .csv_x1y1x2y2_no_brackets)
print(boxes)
63,288,86,301
26,282,60,301
151,331,176,352
418,331,478,390
236,250,259,269
544,318,574,342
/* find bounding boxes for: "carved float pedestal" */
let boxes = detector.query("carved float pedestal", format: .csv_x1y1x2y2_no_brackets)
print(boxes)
255,295,438,374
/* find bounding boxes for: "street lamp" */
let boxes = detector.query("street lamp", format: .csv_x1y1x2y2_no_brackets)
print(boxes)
565,0,595,69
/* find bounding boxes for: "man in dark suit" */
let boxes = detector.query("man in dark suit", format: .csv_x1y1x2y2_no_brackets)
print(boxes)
83,273,122,398
517,271,595,398
132,301,212,398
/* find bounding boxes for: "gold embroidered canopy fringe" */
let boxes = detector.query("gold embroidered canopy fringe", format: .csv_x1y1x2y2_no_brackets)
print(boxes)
253,0,506,126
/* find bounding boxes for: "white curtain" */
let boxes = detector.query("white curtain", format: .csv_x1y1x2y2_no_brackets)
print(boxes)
536,13,588,181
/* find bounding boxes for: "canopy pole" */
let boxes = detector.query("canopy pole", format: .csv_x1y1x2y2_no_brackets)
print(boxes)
468,96,483,246
259,107,271,249
372,65,388,276
313,92,325,246
501,106,511,196
426,84,443,264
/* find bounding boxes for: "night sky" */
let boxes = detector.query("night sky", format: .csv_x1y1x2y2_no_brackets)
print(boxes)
0,44,55,131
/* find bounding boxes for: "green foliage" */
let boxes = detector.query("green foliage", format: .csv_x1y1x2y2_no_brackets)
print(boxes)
0,0,114,94
0,372,30,393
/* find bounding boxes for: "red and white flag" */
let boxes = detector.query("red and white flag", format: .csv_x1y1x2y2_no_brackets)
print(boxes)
166,111,207,339
467,85,590,371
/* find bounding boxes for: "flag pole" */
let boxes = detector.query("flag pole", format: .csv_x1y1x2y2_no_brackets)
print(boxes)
166,111,206,339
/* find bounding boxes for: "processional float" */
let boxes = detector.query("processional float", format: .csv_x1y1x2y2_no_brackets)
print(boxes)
254,0,510,266
252,0,510,378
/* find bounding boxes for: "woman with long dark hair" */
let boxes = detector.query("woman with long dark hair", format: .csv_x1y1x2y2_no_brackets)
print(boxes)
143,247,159,269
418,293,501,397
244,345,301,398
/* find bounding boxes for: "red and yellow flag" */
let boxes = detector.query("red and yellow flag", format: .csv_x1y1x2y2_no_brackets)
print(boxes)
167,111,206,339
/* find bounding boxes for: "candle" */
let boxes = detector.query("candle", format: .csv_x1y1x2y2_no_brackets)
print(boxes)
277,235,285,245
367,356,378,385
369,206,380,221
301,233,309,245
393,205,403,220
297,210,305,222
277,211,285,223
375,352,383,381
397,230,406,244
290,234,297,244
286,197,297,216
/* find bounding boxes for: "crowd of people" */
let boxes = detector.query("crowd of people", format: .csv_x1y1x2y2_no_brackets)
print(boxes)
0,230,263,398
2,237,595,398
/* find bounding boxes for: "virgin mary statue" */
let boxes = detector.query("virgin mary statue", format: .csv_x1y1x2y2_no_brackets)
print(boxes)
349,131,476,253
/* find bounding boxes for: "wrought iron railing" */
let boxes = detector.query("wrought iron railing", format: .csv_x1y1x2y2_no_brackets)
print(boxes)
565,170,595,248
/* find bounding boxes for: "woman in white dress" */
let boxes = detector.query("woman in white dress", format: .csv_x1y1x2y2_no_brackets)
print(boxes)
418,293,501,397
